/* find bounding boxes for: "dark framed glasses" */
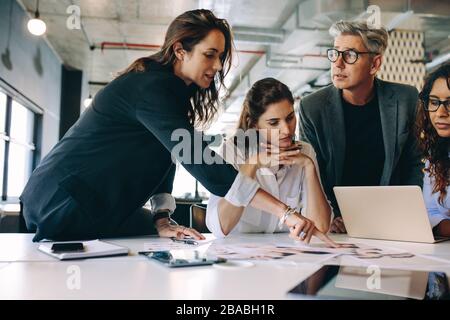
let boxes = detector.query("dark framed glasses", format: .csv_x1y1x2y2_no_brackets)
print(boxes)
424,98,450,112
327,48,378,64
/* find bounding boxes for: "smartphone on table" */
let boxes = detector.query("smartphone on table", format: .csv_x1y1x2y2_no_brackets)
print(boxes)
51,242,85,253
139,250,226,268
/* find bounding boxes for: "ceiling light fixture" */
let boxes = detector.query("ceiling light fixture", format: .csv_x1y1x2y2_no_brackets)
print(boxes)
83,46,95,108
27,0,46,36
83,94,93,108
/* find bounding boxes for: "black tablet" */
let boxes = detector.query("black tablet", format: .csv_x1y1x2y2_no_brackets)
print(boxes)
287,265,450,300
139,250,226,268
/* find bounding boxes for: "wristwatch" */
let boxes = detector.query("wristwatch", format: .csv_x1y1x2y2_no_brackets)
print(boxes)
149,193,176,222
152,210,170,222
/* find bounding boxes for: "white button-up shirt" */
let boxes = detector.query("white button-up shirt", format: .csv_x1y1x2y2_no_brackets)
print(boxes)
206,139,331,238
423,155,450,228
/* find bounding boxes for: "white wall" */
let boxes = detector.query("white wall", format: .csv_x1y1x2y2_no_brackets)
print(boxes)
0,0,62,157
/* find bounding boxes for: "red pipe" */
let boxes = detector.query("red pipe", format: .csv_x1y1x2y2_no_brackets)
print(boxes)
100,41,266,55
100,42,161,51
301,54,328,58
235,49,266,55
99,42,327,58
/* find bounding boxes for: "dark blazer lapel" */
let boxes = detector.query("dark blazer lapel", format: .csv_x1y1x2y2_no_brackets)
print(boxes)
376,79,398,185
326,86,346,185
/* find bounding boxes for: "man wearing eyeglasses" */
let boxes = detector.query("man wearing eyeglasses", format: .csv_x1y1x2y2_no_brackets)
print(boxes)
299,20,423,233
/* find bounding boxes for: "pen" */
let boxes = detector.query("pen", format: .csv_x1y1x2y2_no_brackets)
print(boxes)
170,237,198,245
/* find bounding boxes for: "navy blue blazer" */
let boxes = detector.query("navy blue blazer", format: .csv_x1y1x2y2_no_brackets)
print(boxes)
20,61,237,241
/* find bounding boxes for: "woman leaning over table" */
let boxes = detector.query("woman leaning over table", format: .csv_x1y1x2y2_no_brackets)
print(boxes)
20,9,337,247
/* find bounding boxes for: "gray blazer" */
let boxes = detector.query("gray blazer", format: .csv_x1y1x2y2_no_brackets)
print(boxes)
299,78,424,216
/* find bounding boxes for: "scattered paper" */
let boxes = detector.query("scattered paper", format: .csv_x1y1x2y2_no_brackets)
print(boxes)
139,238,450,270
143,238,214,251
205,242,337,262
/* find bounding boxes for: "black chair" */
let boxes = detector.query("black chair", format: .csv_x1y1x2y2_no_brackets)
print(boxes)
189,203,210,233
19,202,32,233
170,200,196,227
0,202,30,233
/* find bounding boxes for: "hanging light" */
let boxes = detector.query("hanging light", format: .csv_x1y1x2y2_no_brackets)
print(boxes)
83,94,93,108
83,47,95,109
27,0,46,36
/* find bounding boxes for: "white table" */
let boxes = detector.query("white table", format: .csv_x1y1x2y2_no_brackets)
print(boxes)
0,233,449,300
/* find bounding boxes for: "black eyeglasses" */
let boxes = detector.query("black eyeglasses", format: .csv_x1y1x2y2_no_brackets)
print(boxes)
424,98,450,112
327,48,378,64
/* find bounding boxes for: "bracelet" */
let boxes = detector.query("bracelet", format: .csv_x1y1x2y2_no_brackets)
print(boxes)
278,206,297,229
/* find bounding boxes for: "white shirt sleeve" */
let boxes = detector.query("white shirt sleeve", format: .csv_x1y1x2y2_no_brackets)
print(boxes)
205,193,227,238
149,193,176,214
224,172,260,207
205,138,260,237
220,138,260,207
423,168,448,228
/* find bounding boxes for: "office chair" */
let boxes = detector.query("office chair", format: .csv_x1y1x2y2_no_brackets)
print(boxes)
19,202,32,233
189,203,210,233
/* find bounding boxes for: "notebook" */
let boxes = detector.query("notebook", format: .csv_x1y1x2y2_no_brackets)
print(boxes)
38,240,129,260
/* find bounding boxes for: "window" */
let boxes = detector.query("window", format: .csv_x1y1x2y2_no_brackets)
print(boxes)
0,90,39,202
0,92,6,195
172,162,210,200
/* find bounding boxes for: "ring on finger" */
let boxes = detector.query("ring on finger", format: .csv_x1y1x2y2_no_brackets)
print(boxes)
299,231,306,239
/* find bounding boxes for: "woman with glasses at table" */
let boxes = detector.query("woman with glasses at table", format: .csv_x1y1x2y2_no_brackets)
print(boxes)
415,64,450,237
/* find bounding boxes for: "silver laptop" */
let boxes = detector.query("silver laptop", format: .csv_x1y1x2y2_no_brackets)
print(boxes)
333,186,449,243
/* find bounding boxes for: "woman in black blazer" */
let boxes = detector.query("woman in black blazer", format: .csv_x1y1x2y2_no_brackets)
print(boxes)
21,9,336,245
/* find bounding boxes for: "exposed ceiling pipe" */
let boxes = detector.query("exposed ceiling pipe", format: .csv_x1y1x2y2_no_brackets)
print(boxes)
386,10,414,31
97,42,328,70
98,42,267,56
99,41,329,58
265,47,329,70
100,42,160,51
426,52,450,71
225,0,340,103
295,3,329,32
233,26,285,38
232,26,286,45
88,81,109,86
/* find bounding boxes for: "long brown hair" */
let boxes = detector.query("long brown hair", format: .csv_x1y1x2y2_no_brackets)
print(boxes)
415,64,450,205
237,78,294,130
120,9,233,126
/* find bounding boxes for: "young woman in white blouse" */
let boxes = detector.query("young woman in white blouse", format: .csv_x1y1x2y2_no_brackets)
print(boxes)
206,78,332,240
416,64,450,237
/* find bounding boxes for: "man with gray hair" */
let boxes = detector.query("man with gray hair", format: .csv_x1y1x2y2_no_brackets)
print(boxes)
299,20,423,233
